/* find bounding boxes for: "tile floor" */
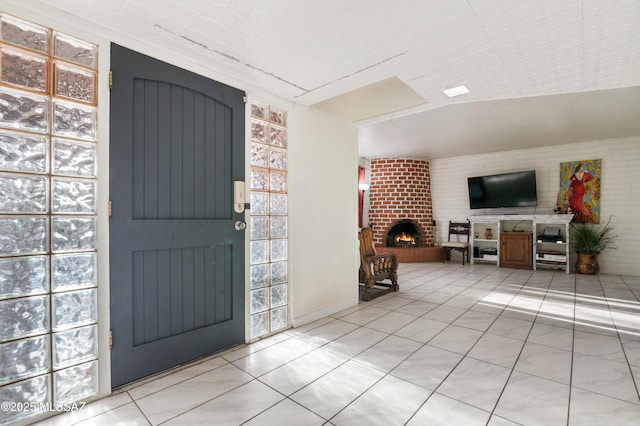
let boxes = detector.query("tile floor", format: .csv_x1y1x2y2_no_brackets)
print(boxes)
34,262,640,425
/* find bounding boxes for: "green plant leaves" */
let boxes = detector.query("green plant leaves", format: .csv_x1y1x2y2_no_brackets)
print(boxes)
570,216,616,254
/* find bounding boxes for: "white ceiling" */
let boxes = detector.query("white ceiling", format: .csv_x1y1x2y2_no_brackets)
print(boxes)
4,0,640,159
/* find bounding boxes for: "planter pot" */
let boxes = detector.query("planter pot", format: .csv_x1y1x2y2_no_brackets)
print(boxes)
575,253,600,275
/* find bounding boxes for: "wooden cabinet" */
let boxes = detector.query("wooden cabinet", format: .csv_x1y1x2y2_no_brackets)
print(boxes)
500,232,532,269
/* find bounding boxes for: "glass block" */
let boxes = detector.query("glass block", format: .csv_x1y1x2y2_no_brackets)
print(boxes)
270,194,287,215
271,284,287,308
250,240,269,265
250,216,269,240
271,306,288,331
250,167,269,191
250,143,268,167
0,87,49,133
52,288,97,330
0,335,50,385
250,311,269,339
0,256,48,300
250,192,269,215
0,296,49,342
0,129,48,173
250,101,269,120
53,325,98,369
0,14,49,53
269,147,287,171
250,288,269,314
53,100,97,141
250,264,269,289
52,178,96,213
269,106,287,126
0,173,47,213
0,46,47,91
54,360,98,404
269,124,287,148
270,216,287,239
271,239,287,262
271,261,287,285
251,118,268,144
269,170,287,193
0,374,50,425
51,216,96,252
53,32,98,69
0,216,47,256
53,138,97,177
55,62,96,104
52,253,97,292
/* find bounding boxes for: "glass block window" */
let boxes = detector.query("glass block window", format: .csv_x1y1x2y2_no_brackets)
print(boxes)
249,101,288,339
0,12,98,424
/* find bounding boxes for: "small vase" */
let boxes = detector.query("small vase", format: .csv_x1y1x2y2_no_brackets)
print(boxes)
575,253,600,275
485,228,493,239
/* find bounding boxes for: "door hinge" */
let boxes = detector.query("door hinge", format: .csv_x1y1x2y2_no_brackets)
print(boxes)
108,200,112,219
109,330,113,350
109,70,113,91
243,95,247,103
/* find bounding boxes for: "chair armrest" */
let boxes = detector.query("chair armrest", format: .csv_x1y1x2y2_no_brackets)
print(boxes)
364,252,398,273
365,252,397,263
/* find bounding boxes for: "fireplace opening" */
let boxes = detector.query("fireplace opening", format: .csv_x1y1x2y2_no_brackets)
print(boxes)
386,221,420,247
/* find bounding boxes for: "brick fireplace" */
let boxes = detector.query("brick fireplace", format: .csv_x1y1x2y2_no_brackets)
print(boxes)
368,158,442,262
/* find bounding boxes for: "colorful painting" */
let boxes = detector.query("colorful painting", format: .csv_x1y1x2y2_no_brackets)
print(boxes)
557,159,601,223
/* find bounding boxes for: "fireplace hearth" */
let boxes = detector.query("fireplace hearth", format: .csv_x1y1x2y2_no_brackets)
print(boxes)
386,221,419,247
379,219,442,262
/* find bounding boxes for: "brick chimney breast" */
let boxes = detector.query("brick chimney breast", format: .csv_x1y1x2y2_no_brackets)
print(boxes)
368,158,434,247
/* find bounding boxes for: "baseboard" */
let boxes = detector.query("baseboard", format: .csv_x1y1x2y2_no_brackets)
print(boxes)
291,297,359,328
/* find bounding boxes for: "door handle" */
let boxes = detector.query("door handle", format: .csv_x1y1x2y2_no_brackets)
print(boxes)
234,181,245,213
234,220,247,231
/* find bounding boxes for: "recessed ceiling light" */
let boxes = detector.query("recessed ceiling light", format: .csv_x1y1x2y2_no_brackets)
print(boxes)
443,84,470,97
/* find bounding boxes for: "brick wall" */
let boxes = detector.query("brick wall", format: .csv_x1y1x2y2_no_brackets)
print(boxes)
368,158,434,246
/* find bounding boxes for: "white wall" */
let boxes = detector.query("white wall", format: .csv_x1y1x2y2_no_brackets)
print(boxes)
288,105,360,325
430,137,640,276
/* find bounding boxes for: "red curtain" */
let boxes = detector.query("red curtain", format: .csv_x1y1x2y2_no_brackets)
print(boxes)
358,166,365,228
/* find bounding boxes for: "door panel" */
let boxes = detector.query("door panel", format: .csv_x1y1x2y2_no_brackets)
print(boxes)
131,245,232,345
109,44,245,388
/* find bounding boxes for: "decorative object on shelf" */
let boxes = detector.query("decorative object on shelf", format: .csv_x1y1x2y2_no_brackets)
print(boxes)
475,232,479,238
485,228,493,239
570,216,616,275
558,159,601,224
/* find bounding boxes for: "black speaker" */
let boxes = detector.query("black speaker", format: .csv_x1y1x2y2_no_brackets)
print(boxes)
473,247,479,258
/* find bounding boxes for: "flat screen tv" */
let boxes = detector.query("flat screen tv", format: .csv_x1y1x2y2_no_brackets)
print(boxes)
467,170,537,209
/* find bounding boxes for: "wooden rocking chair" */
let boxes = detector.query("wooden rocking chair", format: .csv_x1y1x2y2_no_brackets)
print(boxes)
358,227,399,301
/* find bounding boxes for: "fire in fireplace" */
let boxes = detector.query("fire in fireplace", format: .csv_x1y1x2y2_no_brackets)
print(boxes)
386,221,420,247
394,232,416,247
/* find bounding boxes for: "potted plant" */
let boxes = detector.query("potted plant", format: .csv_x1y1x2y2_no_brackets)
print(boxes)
570,217,616,275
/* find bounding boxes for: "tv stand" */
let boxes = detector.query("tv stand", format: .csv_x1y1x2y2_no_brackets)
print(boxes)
468,214,573,273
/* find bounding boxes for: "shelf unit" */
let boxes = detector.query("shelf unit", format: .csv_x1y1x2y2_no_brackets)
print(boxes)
469,220,500,265
532,217,572,273
468,215,573,273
